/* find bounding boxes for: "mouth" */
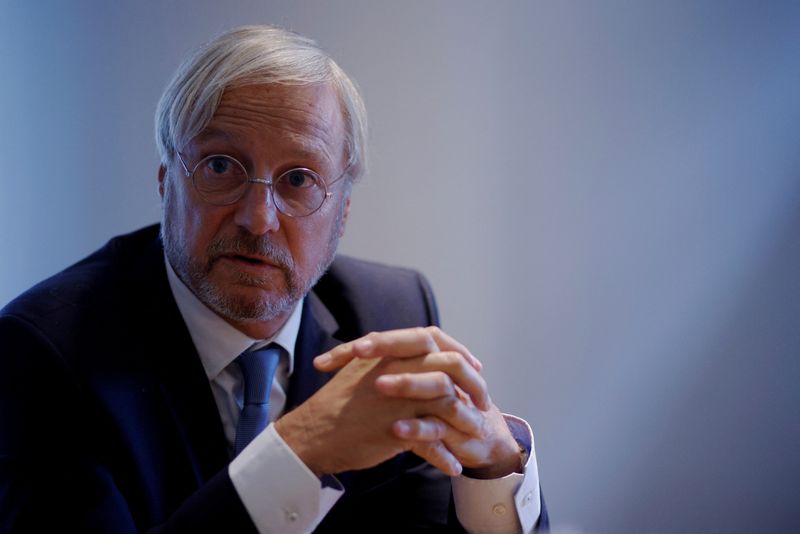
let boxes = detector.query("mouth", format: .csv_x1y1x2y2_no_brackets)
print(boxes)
217,253,284,274
230,253,271,265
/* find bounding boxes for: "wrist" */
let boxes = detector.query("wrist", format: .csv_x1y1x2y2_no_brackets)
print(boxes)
462,436,524,479
275,408,326,477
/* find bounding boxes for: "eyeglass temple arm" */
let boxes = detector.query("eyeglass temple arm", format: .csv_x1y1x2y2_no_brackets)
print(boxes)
328,163,352,188
176,152,191,176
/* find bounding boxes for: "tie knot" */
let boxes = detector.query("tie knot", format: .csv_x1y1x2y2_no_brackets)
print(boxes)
237,344,282,405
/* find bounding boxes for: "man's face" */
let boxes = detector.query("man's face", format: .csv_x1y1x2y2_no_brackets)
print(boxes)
159,83,350,337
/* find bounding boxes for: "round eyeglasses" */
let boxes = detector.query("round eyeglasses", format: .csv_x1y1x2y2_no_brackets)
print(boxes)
177,153,348,217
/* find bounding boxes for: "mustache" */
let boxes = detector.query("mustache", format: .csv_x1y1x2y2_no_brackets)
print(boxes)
206,232,294,271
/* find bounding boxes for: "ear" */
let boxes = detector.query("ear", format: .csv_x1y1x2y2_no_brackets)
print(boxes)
158,165,167,199
339,196,351,238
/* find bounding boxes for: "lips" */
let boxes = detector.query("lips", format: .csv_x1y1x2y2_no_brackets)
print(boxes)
231,253,271,265
210,251,278,275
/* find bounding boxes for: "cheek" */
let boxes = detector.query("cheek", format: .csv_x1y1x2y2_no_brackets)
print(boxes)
284,217,333,261
187,209,229,254
165,181,226,253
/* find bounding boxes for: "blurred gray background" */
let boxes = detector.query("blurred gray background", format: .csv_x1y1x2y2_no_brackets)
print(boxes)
2,1,798,532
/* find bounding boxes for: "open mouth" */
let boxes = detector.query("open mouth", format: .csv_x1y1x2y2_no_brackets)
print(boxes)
222,254,283,274
233,254,266,265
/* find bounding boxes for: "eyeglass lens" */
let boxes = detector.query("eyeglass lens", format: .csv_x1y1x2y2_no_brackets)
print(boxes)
192,155,327,216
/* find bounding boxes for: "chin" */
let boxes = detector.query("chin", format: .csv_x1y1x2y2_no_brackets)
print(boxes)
204,283,298,324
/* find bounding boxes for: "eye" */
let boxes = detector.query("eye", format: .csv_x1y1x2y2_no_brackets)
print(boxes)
281,169,318,189
206,156,237,176
192,155,248,203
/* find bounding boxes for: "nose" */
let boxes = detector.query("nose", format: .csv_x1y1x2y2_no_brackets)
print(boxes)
233,180,280,235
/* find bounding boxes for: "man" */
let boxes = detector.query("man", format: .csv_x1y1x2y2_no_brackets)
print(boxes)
0,26,547,532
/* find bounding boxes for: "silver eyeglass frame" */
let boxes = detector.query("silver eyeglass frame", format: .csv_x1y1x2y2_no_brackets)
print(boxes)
176,152,348,217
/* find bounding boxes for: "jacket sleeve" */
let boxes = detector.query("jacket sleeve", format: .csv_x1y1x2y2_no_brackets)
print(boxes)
0,314,256,533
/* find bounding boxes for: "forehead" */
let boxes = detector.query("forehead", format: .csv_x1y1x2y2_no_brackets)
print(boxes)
194,83,346,166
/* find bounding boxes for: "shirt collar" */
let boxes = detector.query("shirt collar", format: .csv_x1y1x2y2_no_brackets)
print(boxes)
164,256,302,381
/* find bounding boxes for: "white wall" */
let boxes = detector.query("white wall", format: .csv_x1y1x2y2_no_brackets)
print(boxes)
2,1,799,532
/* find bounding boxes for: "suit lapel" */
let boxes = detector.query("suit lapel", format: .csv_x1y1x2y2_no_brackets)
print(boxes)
135,236,230,485
286,290,341,411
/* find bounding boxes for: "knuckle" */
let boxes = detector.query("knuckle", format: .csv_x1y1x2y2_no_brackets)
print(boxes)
479,417,492,439
420,442,438,457
433,422,447,440
395,373,412,392
417,421,432,439
422,326,439,349
403,420,420,437
435,372,452,393
441,351,464,370
442,396,461,418
422,440,442,456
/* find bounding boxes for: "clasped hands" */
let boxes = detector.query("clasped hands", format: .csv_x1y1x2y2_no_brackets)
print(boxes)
274,327,522,480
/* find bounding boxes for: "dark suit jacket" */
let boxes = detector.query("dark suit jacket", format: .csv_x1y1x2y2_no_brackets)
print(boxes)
0,225,548,533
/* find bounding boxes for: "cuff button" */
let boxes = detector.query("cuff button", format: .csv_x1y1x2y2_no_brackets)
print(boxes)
492,504,507,516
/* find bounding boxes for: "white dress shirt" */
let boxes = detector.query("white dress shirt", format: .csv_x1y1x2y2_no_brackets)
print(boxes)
165,258,541,533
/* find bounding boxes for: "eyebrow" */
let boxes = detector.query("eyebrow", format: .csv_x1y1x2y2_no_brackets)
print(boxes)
190,128,336,170
191,127,241,145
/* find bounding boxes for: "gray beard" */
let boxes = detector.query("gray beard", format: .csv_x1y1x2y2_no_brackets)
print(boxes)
161,188,345,325
165,229,300,323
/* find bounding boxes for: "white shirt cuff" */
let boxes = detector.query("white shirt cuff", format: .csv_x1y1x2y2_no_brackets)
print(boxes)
229,423,344,533
452,415,541,534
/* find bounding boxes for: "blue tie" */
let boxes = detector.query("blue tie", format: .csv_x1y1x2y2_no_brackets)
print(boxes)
234,344,282,456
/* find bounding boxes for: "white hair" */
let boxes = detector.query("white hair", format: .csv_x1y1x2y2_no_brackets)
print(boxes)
155,25,367,181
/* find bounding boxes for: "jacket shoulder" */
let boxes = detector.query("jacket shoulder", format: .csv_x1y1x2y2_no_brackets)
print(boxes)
312,255,440,339
0,224,164,348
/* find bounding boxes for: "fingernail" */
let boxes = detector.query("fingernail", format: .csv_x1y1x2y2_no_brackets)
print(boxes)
395,420,411,436
452,462,463,476
314,353,331,367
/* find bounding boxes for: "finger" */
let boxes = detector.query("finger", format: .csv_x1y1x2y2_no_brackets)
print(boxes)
375,371,455,400
426,327,483,372
313,341,356,371
314,328,441,372
352,328,441,359
390,351,490,411
315,326,484,378
454,385,472,405
393,417,448,441
410,440,462,477
358,326,483,373
423,395,486,438
397,417,496,470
